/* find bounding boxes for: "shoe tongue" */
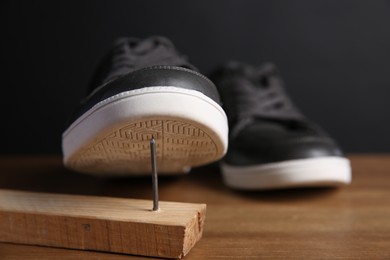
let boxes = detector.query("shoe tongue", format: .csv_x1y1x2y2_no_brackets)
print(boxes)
133,40,154,53
132,37,172,55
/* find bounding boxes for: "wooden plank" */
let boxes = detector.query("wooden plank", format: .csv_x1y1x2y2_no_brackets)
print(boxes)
0,189,206,259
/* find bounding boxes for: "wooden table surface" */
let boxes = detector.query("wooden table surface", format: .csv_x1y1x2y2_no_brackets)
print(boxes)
0,155,389,259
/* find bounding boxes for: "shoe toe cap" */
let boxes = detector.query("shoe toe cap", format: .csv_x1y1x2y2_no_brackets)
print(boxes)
225,121,345,166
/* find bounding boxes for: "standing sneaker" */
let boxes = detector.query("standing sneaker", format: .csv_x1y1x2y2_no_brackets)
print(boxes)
62,37,228,175
209,62,351,190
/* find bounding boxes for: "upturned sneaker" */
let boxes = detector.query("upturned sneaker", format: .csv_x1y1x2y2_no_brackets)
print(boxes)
209,62,351,190
62,37,228,175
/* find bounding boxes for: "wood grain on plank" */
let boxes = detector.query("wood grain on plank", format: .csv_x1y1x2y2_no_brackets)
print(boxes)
0,189,206,259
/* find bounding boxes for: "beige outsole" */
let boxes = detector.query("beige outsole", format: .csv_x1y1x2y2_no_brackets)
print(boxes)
65,116,224,176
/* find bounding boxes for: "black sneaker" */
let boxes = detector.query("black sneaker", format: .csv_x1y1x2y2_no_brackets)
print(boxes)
62,37,228,175
209,62,351,190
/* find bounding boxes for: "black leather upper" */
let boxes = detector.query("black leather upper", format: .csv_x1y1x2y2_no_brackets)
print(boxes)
224,119,344,166
66,66,221,128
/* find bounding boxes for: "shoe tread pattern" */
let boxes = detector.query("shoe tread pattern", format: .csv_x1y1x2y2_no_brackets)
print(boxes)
67,118,218,175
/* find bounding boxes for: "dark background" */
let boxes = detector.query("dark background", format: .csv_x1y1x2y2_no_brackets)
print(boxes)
1,0,389,154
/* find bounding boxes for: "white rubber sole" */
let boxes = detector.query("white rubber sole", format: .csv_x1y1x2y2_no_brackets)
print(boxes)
222,157,352,190
63,86,228,176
